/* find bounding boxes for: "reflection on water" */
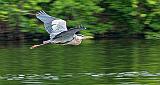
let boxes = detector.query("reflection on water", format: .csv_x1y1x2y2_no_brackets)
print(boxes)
0,39,160,85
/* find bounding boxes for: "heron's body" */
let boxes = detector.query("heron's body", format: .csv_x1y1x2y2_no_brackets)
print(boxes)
30,10,86,49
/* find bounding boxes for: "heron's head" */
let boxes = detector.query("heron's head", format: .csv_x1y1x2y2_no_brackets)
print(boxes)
75,34,85,40
66,34,84,45
68,34,84,45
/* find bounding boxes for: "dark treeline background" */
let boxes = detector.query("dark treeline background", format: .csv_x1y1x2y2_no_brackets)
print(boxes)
0,0,160,40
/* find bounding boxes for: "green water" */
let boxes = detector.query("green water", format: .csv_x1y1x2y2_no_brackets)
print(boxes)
0,39,160,85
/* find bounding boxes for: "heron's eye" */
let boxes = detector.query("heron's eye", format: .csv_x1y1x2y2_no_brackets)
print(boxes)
77,34,84,37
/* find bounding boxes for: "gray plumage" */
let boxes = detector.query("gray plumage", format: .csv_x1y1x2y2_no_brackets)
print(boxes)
51,26,86,43
36,10,56,34
36,10,86,44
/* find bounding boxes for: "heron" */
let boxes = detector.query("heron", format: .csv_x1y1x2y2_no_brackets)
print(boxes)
30,10,86,49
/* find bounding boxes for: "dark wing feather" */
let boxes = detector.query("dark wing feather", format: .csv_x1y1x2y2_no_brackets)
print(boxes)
53,28,83,39
44,23,54,34
36,10,56,34
53,25,86,39
36,10,55,23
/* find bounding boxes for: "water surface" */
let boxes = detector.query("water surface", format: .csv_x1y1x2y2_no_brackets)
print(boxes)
0,39,160,85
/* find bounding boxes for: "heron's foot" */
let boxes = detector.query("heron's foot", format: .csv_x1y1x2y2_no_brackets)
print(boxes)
43,40,50,44
30,45,40,49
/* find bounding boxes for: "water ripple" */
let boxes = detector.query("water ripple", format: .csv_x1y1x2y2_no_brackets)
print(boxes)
0,71,160,82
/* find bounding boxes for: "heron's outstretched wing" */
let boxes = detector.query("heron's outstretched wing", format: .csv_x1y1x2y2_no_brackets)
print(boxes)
49,19,68,39
36,10,68,35
36,10,56,34
36,10,55,24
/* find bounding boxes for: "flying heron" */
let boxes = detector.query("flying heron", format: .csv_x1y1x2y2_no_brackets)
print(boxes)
30,10,86,49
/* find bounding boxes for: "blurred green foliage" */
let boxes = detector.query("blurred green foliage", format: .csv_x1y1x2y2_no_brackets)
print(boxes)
0,0,160,38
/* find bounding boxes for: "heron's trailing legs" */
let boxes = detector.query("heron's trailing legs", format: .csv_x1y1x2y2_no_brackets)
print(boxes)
30,40,50,49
